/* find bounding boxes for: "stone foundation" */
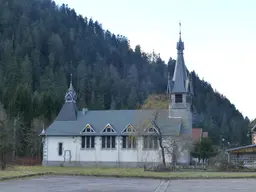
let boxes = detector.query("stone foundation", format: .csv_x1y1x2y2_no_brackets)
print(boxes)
43,160,189,168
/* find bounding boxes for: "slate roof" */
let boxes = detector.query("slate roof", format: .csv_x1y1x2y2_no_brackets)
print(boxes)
171,37,188,93
55,102,77,121
45,109,183,136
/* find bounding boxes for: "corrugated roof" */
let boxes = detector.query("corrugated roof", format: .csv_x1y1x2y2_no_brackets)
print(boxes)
45,109,183,136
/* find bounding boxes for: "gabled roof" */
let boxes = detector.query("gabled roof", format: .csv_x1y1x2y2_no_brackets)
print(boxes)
45,109,183,136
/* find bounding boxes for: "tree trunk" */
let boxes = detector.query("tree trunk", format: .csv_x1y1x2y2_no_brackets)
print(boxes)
159,137,166,167
0,152,7,170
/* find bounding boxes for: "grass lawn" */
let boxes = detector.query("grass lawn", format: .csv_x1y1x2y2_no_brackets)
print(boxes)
1,166,256,180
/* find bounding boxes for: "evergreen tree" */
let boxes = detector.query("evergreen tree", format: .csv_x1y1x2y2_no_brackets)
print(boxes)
0,0,250,157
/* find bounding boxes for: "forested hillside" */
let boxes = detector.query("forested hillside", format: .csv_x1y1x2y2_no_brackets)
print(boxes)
0,0,250,157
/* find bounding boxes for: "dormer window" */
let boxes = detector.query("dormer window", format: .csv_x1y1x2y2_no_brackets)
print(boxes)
175,94,183,103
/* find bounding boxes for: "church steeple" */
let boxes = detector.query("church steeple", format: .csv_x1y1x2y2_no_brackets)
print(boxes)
167,23,193,117
167,23,193,134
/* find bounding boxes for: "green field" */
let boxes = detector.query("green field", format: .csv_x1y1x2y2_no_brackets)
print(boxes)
0,166,256,181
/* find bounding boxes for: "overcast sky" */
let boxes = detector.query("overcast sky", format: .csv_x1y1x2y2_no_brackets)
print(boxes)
54,0,256,120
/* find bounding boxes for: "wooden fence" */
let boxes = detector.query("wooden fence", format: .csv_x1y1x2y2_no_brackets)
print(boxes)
11,156,42,166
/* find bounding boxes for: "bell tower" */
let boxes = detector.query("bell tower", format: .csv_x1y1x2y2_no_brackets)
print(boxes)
167,23,193,134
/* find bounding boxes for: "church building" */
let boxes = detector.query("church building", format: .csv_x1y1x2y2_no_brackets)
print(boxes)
41,27,194,167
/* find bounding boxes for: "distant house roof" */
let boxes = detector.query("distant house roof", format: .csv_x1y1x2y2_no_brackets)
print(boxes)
202,132,208,138
192,128,202,142
44,109,186,136
226,144,256,153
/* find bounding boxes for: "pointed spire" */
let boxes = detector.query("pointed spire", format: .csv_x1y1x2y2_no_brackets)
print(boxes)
40,127,45,136
171,22,188,93
68,73,74,91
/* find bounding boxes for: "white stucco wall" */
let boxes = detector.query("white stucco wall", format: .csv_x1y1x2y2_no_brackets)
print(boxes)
45,136,77,162
43,135,190,166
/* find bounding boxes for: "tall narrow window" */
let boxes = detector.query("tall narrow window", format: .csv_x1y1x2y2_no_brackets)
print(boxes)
81,136,95,149
91,136,95,148
102,136,105,148
81,136,85,148
107,136,111,148
122,136,136,149
175,94,183,103
58,142,63,156
143,136,158,149
101,136,116,149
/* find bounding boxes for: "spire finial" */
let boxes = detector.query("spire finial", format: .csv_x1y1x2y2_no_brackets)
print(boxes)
70,73,72,85
68,73,74,91
179,21,181,38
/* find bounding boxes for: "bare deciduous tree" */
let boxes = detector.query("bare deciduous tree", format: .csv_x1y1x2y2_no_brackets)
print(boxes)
164,134,193,168
136,109,193,168
27,117,45,157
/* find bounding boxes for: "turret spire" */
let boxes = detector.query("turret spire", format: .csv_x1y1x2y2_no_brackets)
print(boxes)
68,73,74,91
65,73,77,103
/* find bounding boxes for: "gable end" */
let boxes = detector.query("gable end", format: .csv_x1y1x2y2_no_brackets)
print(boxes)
122,124,136,134
80,124,95,133
101,123,116,133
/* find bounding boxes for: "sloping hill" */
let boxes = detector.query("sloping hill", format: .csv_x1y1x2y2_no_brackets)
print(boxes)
0,0,249,157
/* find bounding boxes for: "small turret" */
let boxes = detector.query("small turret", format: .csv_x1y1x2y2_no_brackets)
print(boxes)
65,74,77,103
55,73,78,121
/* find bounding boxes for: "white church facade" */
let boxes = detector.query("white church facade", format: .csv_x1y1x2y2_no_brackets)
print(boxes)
41,28,194,167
